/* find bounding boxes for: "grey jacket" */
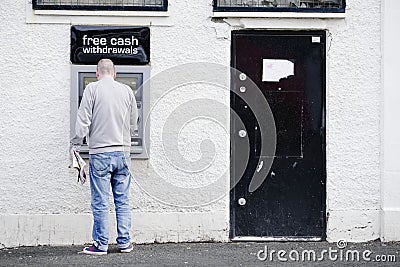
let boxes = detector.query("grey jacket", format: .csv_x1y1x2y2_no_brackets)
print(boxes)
71,77,138,154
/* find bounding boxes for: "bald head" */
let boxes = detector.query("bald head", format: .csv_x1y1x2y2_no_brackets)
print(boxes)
96,59,116,79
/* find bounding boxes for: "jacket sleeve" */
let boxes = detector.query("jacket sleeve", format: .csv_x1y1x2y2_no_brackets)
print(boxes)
130,93,139,137
70,86,93,146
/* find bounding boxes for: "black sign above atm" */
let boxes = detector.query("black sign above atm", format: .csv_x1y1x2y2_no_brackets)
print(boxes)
71,26,150,65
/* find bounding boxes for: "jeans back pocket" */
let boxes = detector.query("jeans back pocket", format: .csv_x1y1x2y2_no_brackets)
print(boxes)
90,154,111,178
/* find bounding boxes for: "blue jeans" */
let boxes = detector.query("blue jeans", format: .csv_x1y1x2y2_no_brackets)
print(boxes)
89,151,132,251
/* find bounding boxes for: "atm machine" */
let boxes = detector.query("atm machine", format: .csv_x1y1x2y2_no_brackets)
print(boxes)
70,26,150,159
70,65,150,159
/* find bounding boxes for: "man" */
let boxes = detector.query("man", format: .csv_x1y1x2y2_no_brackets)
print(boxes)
70,59,138,255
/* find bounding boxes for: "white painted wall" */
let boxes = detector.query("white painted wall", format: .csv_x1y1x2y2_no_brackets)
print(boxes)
381,0,400,242
0,0,387,247
324,1,381,242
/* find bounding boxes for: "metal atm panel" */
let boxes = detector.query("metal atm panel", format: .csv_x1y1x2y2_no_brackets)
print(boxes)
70,65,150,159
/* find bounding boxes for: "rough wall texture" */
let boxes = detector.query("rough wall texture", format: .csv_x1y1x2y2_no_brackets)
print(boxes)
324,0,381,241
0,3,76,214
382,0,400,242
0,0,383,246
326,0,381,209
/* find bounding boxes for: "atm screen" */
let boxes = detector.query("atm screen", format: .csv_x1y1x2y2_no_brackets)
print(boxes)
79,73,142,105
83,76,139,93
83,77,138,94
116,77,138,93
83,77,97,88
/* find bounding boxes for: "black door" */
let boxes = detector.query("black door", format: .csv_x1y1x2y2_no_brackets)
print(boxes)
230,31,326,239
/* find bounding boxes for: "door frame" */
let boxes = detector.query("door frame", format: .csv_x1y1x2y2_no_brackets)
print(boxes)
229,30,327,241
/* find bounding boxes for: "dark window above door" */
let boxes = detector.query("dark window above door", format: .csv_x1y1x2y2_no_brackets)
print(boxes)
213,0,345,13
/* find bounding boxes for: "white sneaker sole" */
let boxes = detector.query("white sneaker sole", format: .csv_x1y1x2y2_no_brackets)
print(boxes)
120,246,133,253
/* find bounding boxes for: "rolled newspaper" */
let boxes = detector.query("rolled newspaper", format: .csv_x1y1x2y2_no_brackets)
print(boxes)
72,150,87,185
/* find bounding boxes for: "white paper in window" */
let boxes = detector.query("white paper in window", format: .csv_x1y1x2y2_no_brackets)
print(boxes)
262,59,294,82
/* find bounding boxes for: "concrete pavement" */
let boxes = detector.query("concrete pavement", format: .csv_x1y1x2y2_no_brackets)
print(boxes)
0,241,399,266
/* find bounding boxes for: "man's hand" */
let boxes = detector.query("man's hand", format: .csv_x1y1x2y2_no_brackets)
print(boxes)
69,143,81,159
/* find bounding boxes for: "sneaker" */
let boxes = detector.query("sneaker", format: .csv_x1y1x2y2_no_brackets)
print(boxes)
120,243,133,253
83,244,107,255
